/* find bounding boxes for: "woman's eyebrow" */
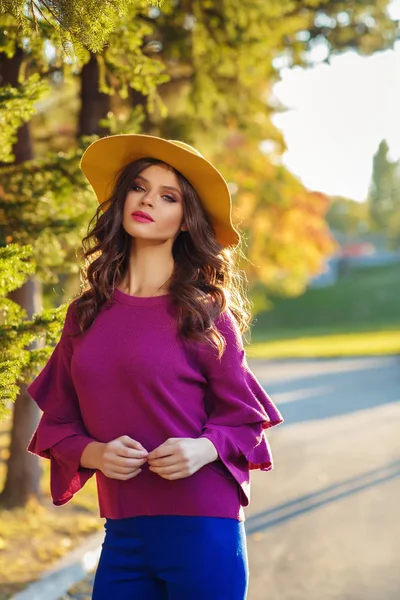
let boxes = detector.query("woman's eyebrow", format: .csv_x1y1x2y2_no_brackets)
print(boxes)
161,185,182,195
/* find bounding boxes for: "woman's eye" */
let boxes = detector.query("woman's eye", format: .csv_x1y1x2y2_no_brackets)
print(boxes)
130,185,176,202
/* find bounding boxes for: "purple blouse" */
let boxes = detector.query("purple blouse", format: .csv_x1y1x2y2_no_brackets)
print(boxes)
27,288,283,522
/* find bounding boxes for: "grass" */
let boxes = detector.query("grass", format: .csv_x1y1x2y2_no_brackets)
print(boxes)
0,421,101,600
247,329,400,359
247,263,400,359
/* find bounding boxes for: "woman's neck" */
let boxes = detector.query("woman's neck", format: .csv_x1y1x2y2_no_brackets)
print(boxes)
119,239,174,297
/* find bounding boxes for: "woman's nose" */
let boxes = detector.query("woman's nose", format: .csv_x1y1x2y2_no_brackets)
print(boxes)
140,193,155,207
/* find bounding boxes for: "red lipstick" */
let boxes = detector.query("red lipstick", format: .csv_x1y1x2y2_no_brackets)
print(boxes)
131,211,154,223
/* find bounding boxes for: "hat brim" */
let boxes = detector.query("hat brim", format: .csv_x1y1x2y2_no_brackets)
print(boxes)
80,134,239,248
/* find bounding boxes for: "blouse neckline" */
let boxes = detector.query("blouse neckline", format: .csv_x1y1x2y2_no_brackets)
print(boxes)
112,287,172,307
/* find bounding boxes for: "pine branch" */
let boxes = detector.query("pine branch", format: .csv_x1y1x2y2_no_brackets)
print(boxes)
31,0,56,29
36,0,60,24
30,0,38,31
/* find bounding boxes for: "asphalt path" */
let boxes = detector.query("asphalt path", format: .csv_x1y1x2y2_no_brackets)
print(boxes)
245,356,400,600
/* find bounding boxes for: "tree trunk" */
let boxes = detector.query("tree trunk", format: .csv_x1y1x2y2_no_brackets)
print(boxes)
0,50,43,508
0,284,42,506
78,53,110,136
0,280,43,508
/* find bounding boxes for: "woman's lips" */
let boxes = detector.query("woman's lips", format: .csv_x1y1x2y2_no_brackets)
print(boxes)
131,213,154,223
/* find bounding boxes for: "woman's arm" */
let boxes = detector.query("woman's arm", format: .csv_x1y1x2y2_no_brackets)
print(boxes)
198,309,284,506
80,441,105,469
27,302,98,505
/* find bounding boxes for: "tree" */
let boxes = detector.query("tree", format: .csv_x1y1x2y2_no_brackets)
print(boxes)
0,141,99,506
0,244,36,414
0,243,72,506
368,140,400,241
0,0,159,56
212,139,336,308
137,0,399,140
326,196,370,237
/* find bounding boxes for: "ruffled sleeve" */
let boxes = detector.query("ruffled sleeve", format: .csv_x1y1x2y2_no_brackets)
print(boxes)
198,309,283,507
27,301,96,506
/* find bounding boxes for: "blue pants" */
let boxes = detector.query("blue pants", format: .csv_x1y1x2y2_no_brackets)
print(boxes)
92,515,249,599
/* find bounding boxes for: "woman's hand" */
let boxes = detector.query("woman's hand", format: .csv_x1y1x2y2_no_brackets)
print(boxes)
147,437,219,480
81,436,148,480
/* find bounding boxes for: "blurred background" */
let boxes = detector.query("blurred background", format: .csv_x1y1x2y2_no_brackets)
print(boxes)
0,1,399,599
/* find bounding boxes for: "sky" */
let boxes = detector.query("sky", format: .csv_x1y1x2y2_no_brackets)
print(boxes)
270,1,400,203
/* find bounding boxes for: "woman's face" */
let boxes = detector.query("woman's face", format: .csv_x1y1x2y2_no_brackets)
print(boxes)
122,164,186,243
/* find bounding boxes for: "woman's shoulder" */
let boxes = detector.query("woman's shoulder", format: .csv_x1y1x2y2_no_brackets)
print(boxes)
66,296,79,319
61,297,82,338
213,305,241,337
198,305,243,358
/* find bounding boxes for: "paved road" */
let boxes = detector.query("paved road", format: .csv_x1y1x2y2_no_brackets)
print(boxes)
65,356,400,600
246,356,400,600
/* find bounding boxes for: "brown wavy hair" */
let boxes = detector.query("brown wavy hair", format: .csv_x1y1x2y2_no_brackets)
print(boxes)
72,157,251,357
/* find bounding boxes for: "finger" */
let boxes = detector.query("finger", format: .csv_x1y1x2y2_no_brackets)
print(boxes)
108,466,141,475
107,456,146,469
149,462,179,473
147,456,178,467
119,436,147,452
147,440,178,460
104,452,146,467
116,447,148,459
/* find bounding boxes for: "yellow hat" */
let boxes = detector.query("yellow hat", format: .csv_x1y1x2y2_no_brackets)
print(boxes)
80,134,239,248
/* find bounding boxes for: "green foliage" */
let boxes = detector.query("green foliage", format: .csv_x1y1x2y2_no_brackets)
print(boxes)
0,5,170,127
0,243,35,296
0,137,99,282
145,0,398,141
326,196,370,237
285,0,398,60
328,141,400,248
211,140,336,297
368,140,400,246
99,104,146,134
0,0,161,57
97,15,169,100
0,244,69,416
0,74,49,163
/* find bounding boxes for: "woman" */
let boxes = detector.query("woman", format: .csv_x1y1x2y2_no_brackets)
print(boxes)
27,134,284,599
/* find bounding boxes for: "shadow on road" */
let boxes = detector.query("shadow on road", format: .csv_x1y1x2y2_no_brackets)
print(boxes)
245,459,400,535
258,357,400,424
